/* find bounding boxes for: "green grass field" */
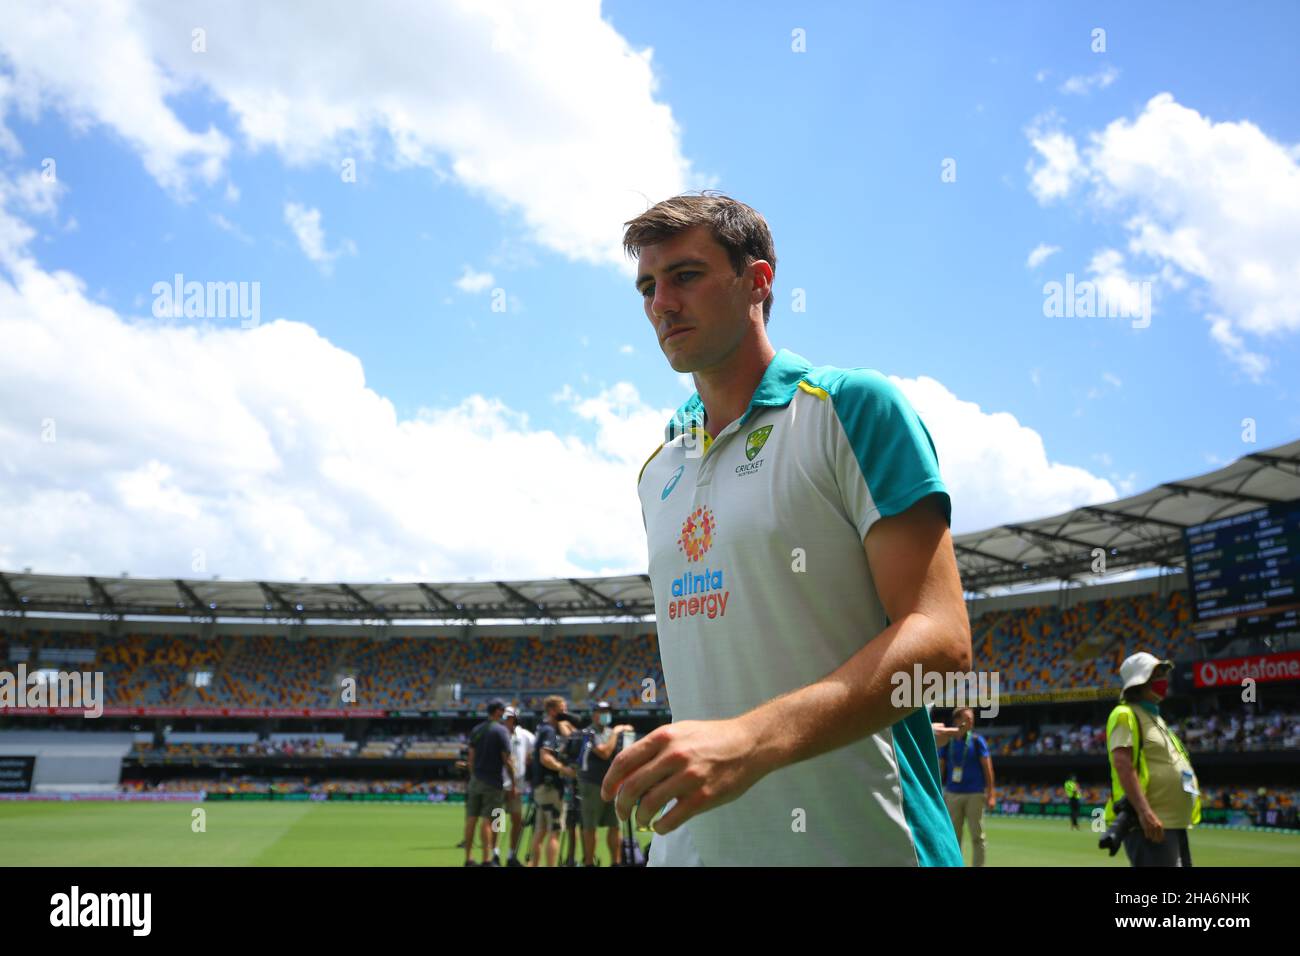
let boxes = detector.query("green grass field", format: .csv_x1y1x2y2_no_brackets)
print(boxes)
1,803,1297,866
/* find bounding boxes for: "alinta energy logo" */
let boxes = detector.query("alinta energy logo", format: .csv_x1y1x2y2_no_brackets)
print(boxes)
670,506,729,621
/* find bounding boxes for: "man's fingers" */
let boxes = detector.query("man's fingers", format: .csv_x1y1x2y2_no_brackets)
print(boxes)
653,790,706,835
601,731,666,802
633,771,698,830
613,749,680,822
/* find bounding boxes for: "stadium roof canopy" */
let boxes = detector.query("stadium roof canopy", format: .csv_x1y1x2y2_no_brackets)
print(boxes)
1,439,1297,622
953,437,1300,592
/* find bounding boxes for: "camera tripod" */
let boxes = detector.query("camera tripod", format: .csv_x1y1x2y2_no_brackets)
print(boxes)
557,777,583,866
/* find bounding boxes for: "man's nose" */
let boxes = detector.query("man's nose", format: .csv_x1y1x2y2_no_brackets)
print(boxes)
651,288,678,320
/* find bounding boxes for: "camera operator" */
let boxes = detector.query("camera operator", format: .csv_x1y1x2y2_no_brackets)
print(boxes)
527,695,578,868
1103,652,1201,866
579,701,633,867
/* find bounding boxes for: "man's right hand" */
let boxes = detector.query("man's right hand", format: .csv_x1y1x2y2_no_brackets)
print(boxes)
1139,806,1164,843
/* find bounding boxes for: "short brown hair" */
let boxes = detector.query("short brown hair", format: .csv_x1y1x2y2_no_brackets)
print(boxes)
623,190,777,325
543,695,565,714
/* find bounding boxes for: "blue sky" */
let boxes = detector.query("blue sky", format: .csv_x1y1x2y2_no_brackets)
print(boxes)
0,1,1296,583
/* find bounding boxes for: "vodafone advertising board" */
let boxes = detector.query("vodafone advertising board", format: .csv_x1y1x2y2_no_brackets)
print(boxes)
1193,652,1300,689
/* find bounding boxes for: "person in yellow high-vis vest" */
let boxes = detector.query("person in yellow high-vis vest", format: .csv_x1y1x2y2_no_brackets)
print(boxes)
1104,652,1201,866
1064,774,1081,830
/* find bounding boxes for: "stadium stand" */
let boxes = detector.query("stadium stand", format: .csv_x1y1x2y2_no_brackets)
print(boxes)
971,591,1190,695
0,591,1203,707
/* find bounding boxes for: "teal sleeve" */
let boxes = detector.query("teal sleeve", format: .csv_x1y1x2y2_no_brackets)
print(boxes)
828,368,951,537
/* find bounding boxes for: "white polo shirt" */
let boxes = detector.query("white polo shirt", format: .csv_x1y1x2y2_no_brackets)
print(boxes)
504,726,535,790
637,348,961,866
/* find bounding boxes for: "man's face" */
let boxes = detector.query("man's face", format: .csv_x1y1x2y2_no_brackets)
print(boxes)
1147,668,1171,699
956,710,974,733
635,224,765,374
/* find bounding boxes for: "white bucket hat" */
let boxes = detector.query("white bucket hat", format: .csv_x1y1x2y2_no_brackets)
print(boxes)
1119,651,1172,691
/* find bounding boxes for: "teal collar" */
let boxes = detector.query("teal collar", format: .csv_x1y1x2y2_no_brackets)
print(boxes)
665,348,813,441
1136,699,1160,719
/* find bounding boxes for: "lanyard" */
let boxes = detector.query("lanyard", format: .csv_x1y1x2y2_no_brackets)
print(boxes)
1137,708,1191,763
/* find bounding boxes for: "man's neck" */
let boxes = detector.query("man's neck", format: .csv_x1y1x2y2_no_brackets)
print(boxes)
1136,698,1161,717
694,334,777,440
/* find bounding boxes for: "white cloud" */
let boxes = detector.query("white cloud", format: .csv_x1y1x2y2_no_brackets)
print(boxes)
1026,118,1085,202
1085,370,1123,401
454,265,494,294
283,202,355,272
0,2,230,198
619,344,634,354
1090,94,1300,338
893,376,1117,533
1060,65,1119,95
1027,94,1300,377
0,0,697,272
0,229,673,580
211,212,252,244
1086,247,1152,320
10,169,64,215
1207,314,1269,382
1026,243,1060,268
1111,472,1139,496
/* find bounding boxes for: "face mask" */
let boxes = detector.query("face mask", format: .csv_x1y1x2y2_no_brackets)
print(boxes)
1149,678,1169,698
600,713,612,726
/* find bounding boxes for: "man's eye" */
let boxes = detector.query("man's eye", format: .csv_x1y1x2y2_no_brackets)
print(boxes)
677,271,697,282
641,285,654,298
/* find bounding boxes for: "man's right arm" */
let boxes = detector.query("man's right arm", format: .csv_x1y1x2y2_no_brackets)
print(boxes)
541,750,577,777
539,732,576,778
592,725,632,760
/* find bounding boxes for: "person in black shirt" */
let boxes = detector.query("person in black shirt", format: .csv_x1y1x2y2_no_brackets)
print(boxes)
579,701,633,866
527,695,578,867
463,700,516,866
